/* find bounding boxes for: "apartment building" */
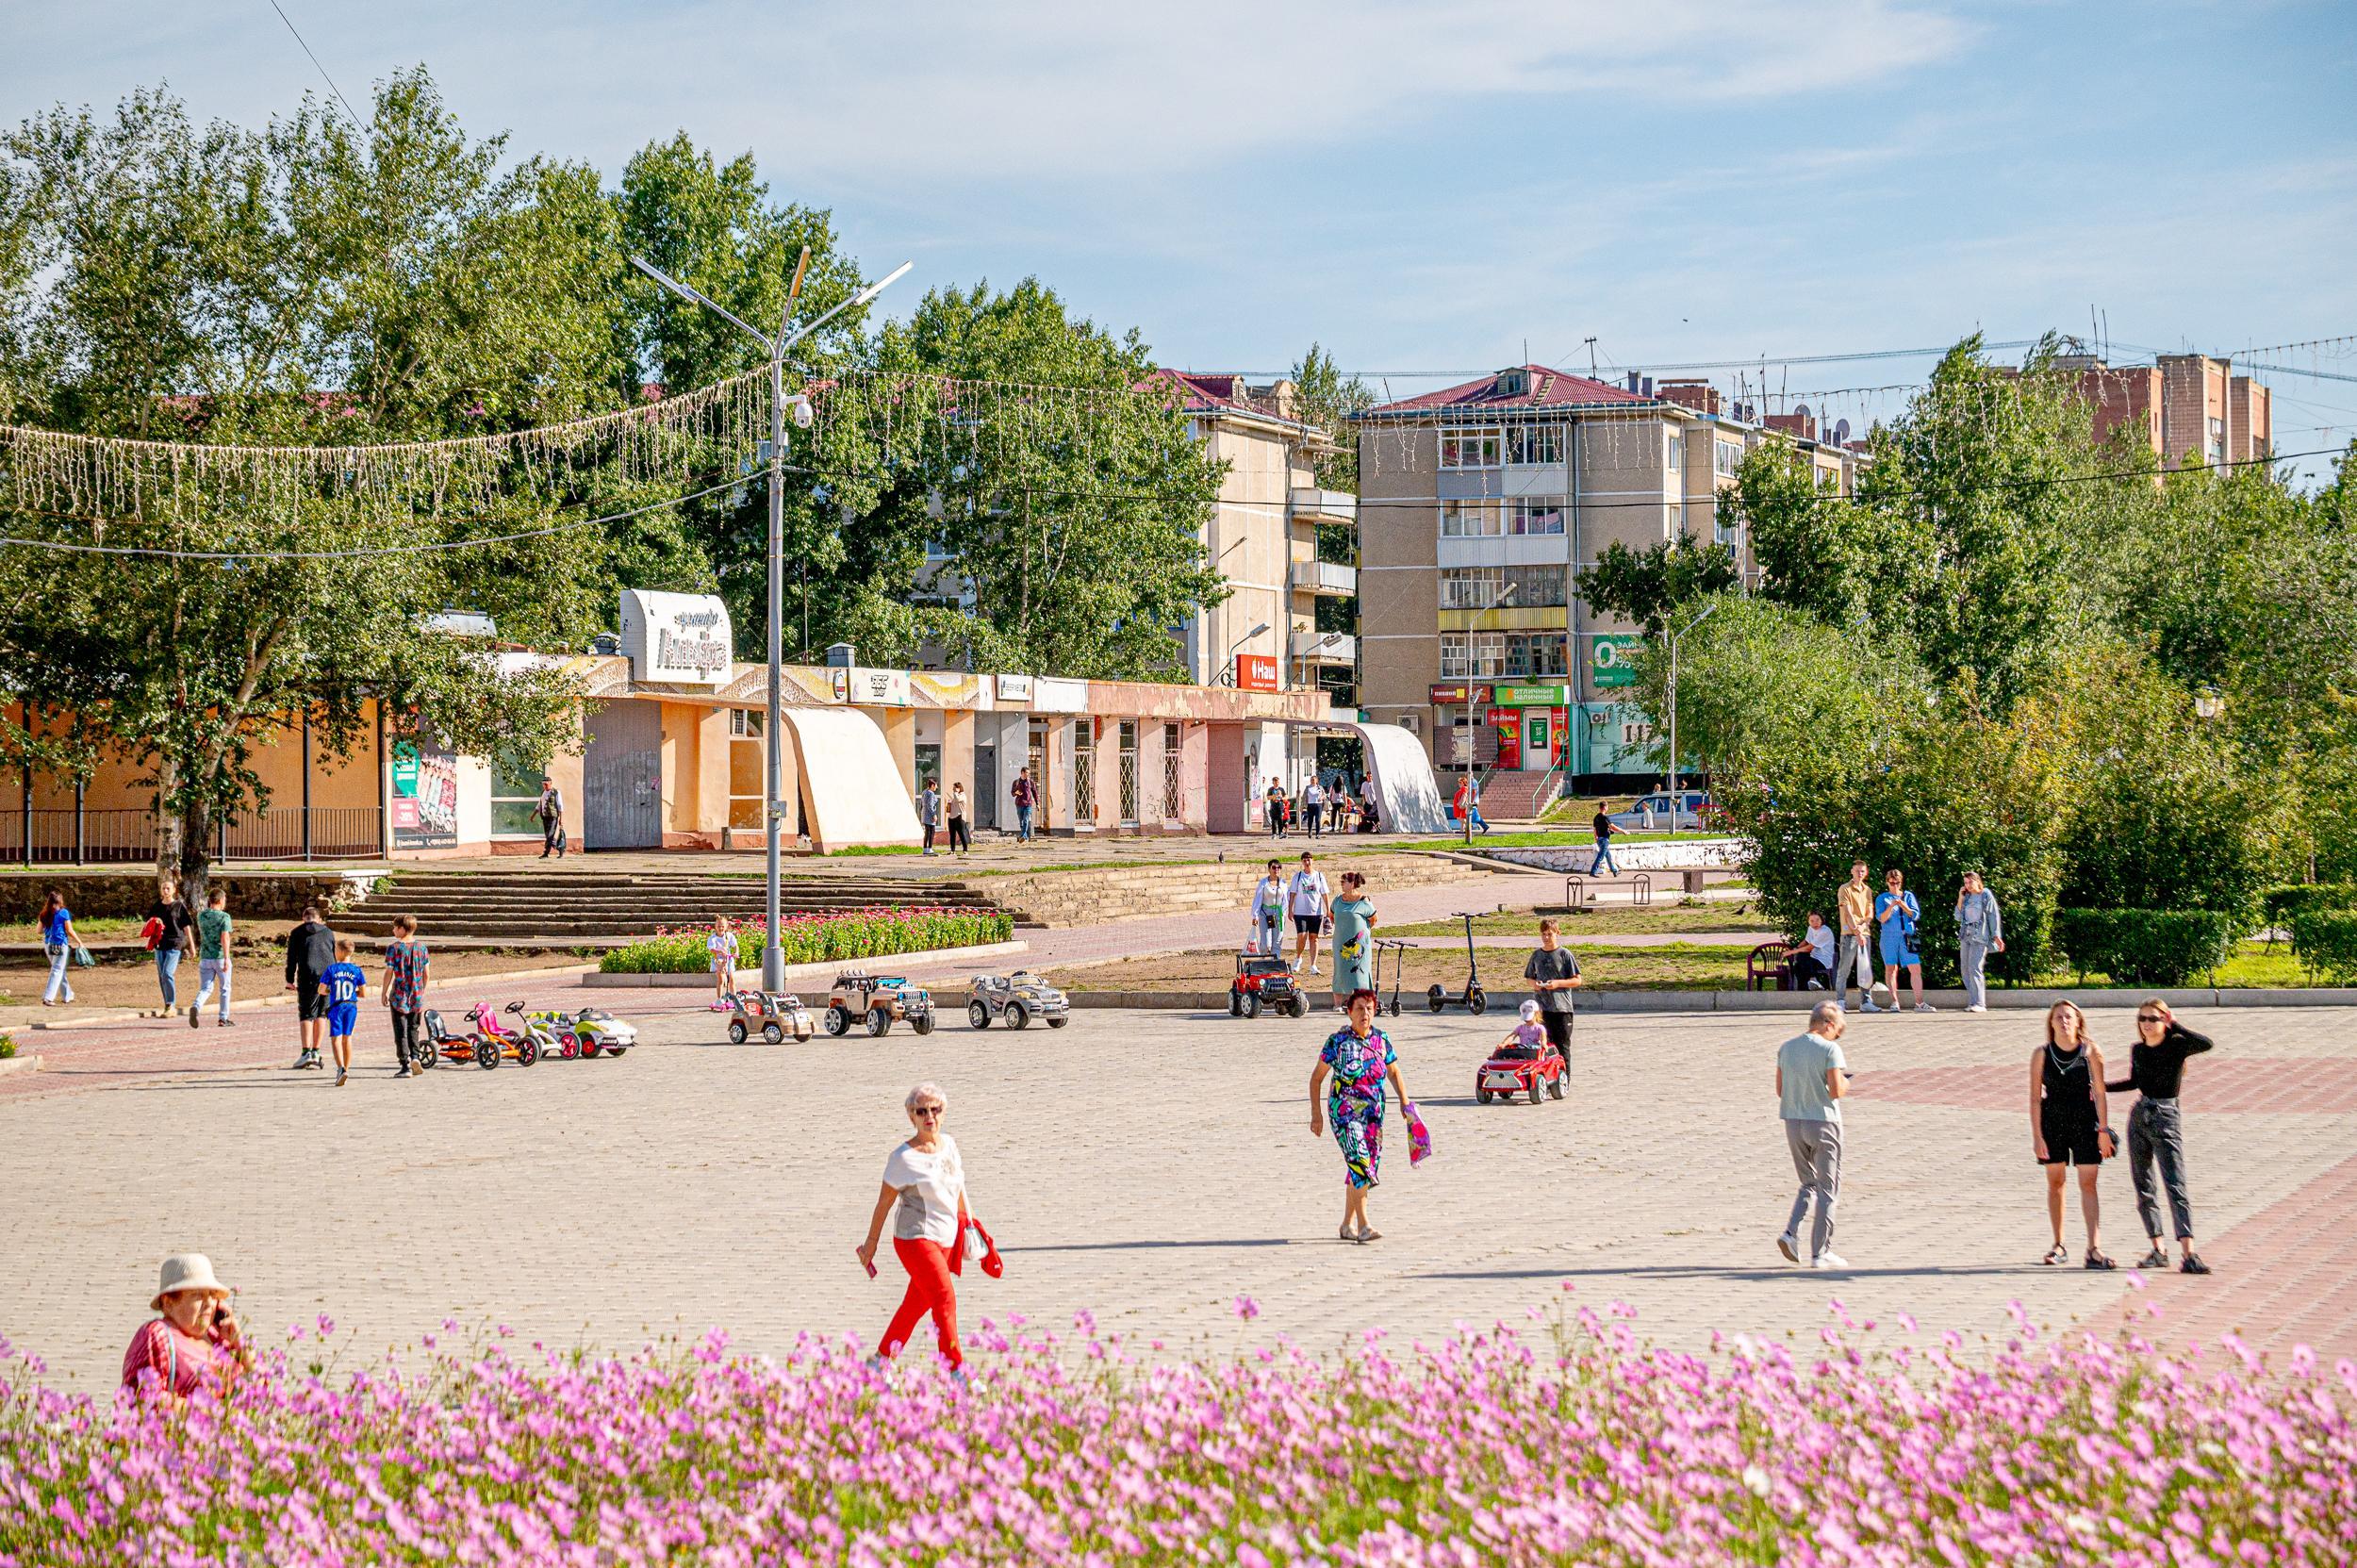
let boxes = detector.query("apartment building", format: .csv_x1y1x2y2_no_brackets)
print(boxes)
1351,364,1857,792
2055,353,2272,467
1152,371,1357,791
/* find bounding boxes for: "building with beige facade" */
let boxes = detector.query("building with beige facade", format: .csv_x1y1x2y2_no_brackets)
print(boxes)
1350,364,1858,805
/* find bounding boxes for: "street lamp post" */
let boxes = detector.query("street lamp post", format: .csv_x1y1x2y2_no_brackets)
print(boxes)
629,252,912,988
1665,600,1720,829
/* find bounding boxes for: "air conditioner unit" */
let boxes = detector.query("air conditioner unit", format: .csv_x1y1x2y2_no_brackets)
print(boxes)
1397,712,1420,734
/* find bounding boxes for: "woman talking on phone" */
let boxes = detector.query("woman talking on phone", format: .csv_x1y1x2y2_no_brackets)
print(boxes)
120,1252,254,1399
857,1081,997,1371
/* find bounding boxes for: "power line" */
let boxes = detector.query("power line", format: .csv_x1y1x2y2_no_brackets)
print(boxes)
264,0,364,128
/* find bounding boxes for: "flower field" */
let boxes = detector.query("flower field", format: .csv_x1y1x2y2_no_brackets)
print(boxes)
2,1299,2349,1566
598,908,1014,974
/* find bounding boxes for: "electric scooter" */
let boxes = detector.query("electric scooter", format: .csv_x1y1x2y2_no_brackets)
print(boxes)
1426,913,1489,1014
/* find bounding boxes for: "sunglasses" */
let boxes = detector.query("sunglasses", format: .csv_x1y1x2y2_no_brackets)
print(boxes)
913,1105,944,1118
2136,1013,2165,1024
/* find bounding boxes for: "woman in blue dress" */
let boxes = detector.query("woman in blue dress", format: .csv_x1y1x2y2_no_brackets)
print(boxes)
1310,989,1414,1243
1874,868,1931,1012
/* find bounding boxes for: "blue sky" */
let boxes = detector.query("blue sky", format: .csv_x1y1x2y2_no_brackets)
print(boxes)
8,1,2356,464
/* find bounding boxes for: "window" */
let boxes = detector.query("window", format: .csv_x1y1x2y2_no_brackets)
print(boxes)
1439,567,1504,609
1502,633,1567,678
1440,565,1569,610
1509,500,1566,536
1670,498,1687,536
1506,424,1563,465
1816,465,1841,492
1715,439,1743,478
1440,428,1502,469
1665,433,1683,476
1439,632,1506,679
489,753,543,838
1441,499,1504,536
729,712,765,831
2208,417,2226,463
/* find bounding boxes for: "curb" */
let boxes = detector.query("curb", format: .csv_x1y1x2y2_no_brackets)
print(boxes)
583,939,1031,988
1061,985,2357,1014
7,961,604,1032
0,1053,43,1078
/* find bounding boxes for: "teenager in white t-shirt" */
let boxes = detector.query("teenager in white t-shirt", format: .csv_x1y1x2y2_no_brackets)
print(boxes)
857,1081,993,1369
1289,851,1332,976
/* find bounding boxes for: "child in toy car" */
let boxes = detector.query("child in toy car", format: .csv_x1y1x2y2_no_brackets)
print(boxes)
1476,1000,1565,1105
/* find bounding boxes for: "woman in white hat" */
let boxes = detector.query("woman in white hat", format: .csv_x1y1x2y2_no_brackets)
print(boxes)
120,1253,253,1398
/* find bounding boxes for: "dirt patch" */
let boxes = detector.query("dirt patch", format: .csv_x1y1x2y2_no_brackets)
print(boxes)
1382,906,1781,939
0,946,592,1020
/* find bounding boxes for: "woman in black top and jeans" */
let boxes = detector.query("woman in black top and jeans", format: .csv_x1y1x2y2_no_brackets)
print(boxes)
2107,999,2215,1275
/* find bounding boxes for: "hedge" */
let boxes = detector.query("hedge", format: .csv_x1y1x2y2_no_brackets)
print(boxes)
2052,908,2237,987
599,907,1014,974
2288,910,2357,984
2262,883,2357,930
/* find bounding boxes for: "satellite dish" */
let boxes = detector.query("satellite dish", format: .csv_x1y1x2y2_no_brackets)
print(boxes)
1833,419,1851,444
1793,403,1811,420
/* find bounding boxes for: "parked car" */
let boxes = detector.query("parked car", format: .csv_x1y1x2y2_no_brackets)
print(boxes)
1607,790,1712,832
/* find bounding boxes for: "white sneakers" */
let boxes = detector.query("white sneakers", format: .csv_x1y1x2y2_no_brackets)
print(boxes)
1966,1003,1986,1014
1777,1233,1799,1263
1811,1252,1849,1270
1918,1001,1937,1013
1860,999,1886,1013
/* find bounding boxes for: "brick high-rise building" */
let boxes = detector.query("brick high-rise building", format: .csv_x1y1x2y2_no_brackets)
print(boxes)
2055,354,2270,468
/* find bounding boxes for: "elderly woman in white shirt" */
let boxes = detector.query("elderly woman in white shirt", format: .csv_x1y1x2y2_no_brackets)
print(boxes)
857,1081,993,1370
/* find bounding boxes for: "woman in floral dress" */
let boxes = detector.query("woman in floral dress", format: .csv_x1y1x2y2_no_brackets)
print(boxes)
1310,989,1414,1243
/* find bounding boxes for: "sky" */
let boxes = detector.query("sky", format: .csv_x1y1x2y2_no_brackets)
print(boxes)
7,0,2357,468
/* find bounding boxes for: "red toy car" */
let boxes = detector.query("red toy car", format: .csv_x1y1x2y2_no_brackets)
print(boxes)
1229,952,1307,1019
1475,1036,1564,1105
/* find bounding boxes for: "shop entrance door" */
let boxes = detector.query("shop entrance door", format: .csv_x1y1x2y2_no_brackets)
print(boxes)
584,701,663,850
1522,710,1552,770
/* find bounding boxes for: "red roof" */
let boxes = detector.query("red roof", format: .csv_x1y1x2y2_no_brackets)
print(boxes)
1142,369,1257,414
1360,364,1653,418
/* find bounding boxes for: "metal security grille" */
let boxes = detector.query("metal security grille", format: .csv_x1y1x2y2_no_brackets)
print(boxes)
1071,722,1096,823
1162,725,1183,821
1117,720,1139,826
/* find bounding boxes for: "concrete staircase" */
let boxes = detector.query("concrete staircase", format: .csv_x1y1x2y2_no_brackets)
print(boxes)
338,868,1006,946
1474,768,1561,823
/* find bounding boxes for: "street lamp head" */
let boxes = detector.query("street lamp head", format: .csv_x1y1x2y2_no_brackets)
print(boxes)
853,261,915,309
2194,685,2225,720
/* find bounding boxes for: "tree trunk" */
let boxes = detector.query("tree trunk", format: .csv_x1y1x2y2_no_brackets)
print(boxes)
155,754,183,883
175,798,213,916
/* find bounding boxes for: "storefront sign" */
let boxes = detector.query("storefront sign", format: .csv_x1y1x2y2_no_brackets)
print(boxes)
389,733,457,850
1236,654,1279,692
1591,635,1643,689
831,667,912,706
1580,701,1658,775
1447,727,1475,764
619,590,733,686
1492,682,1567,707
1427,683,1492,705
994,673,1034,703
1485,706,1520,728
1033,676,1089,714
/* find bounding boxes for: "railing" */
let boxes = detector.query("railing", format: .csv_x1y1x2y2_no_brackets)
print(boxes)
1292,560,1358,596
1287,488,1358,524
0,806,384,864
1290,630,1356,664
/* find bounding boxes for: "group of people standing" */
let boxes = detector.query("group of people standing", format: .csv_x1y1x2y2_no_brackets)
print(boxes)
914,778,972,856
1772,995,2216,1275
1265,773,1376,838
1795,862,2007,1015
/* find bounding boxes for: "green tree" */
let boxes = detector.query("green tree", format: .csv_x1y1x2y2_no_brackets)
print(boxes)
1288,341,1370,494
0,74,687,900
1577,539,1739,638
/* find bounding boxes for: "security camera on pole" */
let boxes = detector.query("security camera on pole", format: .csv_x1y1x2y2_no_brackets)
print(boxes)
628,249,913,989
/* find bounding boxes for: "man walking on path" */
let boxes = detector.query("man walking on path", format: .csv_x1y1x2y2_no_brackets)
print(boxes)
915,779,941,855
1776,1001,1852,1269
1835,862,1879,1013
1302,775,1327,838
1265,778,1289,839
536,777,567,858
1010,768,1037,843
1523,918,1583,1063
190,888,233,1028
282,905,337,1071
1954,871,2005,1013
1289,851,1332,976
1589,801,1621,876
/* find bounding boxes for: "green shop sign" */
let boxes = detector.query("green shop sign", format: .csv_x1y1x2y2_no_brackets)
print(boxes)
389,740,422,796
1591,635,1643,688
1492,683,1567,707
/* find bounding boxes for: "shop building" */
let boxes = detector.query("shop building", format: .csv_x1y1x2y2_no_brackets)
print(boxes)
1,591,1442,860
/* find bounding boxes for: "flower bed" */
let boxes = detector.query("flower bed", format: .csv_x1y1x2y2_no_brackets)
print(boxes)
2,1302,2349,1565
597,907,1013,974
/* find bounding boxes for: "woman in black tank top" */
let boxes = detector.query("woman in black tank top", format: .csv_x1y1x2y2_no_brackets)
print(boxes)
2029,999,2116,1269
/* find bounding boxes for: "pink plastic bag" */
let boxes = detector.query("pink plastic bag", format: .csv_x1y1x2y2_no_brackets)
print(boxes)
1404,1101,1432,1166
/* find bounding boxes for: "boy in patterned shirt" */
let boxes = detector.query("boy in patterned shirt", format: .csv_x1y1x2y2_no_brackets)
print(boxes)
382,916,429,1078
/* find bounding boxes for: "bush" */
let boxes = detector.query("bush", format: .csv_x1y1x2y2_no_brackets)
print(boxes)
598,907,1013,974
0,1033,13,1060
2288,910,2357,983
2263,883,2357,930
2052,908,2237,986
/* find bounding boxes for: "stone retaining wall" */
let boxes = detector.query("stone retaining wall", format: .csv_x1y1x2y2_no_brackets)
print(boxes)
984,852,1502,929
0,869,375,920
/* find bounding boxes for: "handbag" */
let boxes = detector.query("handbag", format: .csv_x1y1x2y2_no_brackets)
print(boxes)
71,943,95,968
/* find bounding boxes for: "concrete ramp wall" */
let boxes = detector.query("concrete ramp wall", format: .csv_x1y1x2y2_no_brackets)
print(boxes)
1353,722,1451,834
778,706,924,850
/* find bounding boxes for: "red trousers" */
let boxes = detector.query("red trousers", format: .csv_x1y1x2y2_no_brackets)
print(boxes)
880,1237,962,1366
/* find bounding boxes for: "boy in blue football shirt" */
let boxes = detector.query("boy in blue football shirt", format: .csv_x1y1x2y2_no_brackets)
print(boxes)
321,938,368,1088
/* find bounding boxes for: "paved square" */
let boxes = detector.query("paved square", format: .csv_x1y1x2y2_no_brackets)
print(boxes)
5,994,2352,1391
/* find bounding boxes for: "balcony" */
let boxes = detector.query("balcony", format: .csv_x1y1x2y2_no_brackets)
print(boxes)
1291,630,1357,666
1288,487,1358,524
1292,559,1358,597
